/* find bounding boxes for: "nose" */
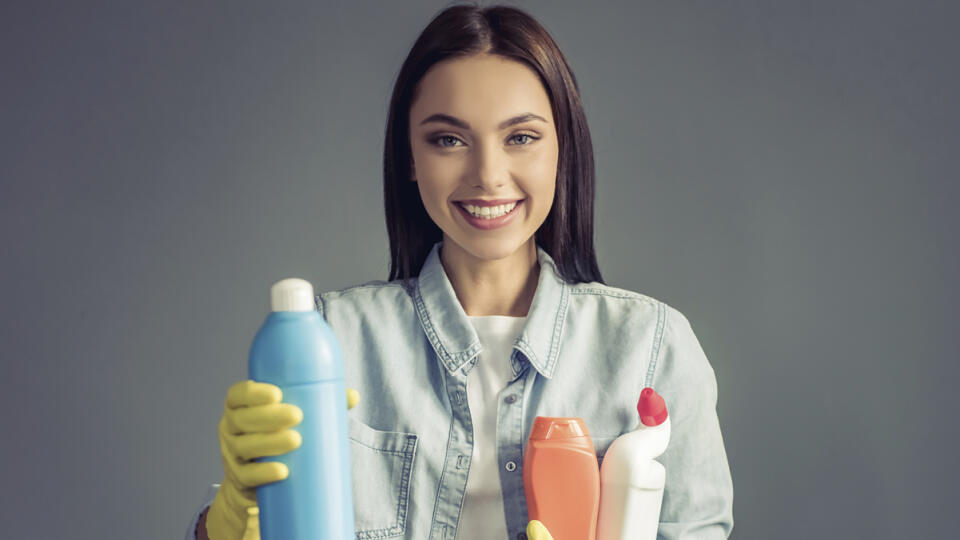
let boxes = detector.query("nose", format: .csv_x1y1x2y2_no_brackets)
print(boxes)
469,138,508,191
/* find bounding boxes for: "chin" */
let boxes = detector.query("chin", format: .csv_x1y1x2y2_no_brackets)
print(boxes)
450,235,532,262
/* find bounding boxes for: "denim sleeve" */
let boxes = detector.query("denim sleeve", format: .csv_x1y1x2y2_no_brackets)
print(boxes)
183,484,220,540
652,306,735,539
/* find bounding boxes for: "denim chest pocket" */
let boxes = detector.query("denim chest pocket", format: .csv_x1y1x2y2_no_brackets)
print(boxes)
591,435,619,468
348,417,418,539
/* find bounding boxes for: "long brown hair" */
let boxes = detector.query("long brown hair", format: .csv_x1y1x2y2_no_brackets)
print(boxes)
384,2,604,285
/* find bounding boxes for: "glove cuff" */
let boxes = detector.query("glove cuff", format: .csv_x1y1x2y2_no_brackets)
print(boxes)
206,487,248,539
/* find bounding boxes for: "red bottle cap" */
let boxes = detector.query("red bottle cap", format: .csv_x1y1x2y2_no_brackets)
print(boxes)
637,387,668,426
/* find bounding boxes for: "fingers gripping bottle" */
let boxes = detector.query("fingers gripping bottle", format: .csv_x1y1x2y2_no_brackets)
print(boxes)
523,417,601,540
249,278,355,540
596,388,671,540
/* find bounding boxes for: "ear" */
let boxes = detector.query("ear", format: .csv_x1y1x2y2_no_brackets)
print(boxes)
410,162,417,182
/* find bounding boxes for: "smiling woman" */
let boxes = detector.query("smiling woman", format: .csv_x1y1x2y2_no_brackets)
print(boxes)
407,54,561,310
382,6,603,295
186,3,734,540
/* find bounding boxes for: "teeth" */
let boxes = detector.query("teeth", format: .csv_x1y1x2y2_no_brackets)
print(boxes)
461,201,518,219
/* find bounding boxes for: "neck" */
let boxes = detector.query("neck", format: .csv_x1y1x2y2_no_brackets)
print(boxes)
439,238,540,317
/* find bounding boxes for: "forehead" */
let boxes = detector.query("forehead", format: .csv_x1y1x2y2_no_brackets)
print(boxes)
411,54,552,127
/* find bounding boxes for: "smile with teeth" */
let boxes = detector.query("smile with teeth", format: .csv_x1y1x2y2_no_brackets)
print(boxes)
459,201,520,219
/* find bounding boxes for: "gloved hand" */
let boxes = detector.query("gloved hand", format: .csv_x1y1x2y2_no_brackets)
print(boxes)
527,519,554,540
204,380,360,540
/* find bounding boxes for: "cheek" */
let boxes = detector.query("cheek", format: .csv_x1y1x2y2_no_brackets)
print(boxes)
521,143,559,189
416,182,441,211
533,187,556,220
415,179,455,224
419,174,452,200
529,174,557,220
527,158,558,199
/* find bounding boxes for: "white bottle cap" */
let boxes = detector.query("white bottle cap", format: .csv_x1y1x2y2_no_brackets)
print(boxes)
270,278,315,312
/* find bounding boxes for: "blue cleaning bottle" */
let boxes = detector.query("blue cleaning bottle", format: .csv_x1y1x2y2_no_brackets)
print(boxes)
249,278,355,540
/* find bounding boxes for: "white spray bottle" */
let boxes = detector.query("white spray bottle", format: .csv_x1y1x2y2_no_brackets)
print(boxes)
596,387,671,540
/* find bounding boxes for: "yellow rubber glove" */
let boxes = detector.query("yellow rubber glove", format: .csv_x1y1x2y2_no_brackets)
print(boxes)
527,519,555,540
204,380,360,540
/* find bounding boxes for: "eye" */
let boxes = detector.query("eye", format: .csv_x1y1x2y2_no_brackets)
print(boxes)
509,133,540,145
430,135,463,148
427,132,541,149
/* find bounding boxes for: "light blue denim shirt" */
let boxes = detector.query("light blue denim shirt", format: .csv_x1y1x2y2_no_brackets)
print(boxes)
185,240,734,539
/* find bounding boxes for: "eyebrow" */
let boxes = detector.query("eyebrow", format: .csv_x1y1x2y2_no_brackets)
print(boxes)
419,112,548,130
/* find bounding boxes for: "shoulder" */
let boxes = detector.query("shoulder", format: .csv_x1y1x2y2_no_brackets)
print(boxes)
569,281,659,303
314,278,417,318
567,281,699,356
572,284,719,403
571,280,694,318
567,280,679,323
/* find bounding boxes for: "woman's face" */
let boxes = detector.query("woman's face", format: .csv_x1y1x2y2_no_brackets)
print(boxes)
408,54,559,262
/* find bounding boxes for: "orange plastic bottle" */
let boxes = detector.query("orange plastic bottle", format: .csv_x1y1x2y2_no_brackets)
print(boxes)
523,417,601,540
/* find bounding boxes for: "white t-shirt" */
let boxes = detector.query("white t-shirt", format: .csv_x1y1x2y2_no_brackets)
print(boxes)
456,315,528,540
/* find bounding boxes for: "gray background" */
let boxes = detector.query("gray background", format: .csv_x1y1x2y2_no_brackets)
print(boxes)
1,1,956,538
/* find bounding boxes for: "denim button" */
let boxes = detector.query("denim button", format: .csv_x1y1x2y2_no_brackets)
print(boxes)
504,394,517,404
505,460,517,472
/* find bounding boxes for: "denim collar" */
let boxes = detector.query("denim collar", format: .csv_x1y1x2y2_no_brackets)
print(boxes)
414,240,570,380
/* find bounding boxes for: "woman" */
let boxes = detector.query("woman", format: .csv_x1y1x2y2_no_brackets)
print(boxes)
188,4,734,539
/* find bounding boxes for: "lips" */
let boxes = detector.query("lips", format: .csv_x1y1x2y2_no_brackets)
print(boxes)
455,198,524,207
453,199,523,231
